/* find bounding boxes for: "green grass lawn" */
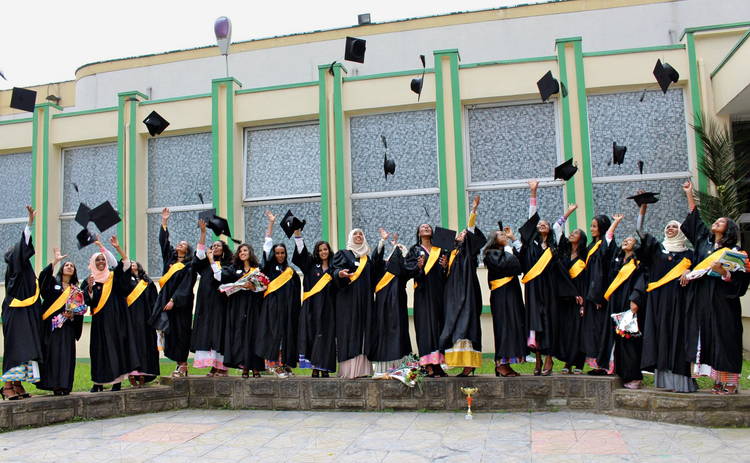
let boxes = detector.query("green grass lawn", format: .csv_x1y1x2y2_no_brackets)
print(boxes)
11,355,750,395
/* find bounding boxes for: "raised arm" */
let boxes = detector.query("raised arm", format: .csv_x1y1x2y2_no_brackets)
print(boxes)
467,195,480,232
109,235,128,265
263,210,275,261
195,219,208,260
682,180,697,212
606,213,624,244
159,208,174,266
528,181,539,218
554,203,577,244
291,229,312,272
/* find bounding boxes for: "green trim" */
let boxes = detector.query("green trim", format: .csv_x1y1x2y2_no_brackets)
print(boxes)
343,69,434,82
583,44,684,57
225,79,237,233
556,42,578,225
41,107,50,265
434,48,459,55
211,81,221,222
433,52,450,228
459,55,556,69
573,40,593,230
211,77,242,87
686,32,708,194
711,29,750,78
332,65,347,247
34,102,63,111
139,93,211,106
236,81,318,94
118,91,148,100
449,53,467,230
30,109,39,209
127,98,138,261
52,106,118,119
681,21,750,40
116,95,126,242
317,68,330,242
0,117,33,126
555,36,582,44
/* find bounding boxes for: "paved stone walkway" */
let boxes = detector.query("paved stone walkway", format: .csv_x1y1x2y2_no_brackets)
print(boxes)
0,409,747,462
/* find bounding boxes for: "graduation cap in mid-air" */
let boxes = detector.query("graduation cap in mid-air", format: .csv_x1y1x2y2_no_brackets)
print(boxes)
382,135,396,180
71,183,91,226
89,201,121,232
637,160,645,175
613,142,627,165
627,191,660,206
653,59,679,94
76,228,97,250
410,55,426,101
554,158,578,181
143,111,170,136
205,215,241,244
344,37,366,63
10,87,37,112
537,71,567,102
432,226,457,250
279,209,306,239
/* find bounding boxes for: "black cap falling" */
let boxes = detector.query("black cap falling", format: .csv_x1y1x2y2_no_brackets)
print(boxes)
382,135,396,180
206,215,241,244
76,228,97,250
537,71,561,102
89,201,121,232
344,37,366,63
75,203,92,227
653,59,679,94
280,209,306,239
627,191,660,206
10,87,37,112
613,142,627,165
143,111,170,136
410,55,426,101
432,226,457,250
554,158,578,181
637,160,644,175
198,208,217,224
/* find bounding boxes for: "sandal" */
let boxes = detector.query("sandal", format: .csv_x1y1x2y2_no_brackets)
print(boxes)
206,367,217,377
312,370,320,378
242,368,250,379
717,384,738,395
252,370,261,378
321,371,330,378
456,367,475,377
711,382,724,394
213,369,228,377
496,364,519,377
13,382,30,399
1,385,20,400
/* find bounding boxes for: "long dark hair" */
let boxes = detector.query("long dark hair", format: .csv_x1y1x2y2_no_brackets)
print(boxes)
233,243,259,268
570,229,588,259
414,223,433,246
591,214,611,242
129,261,151,283
211,240,232,265
270,243,288,269
713,217,740,249
312,241,333,265
55,261,79,286
482,229,506,258
171,241,194,265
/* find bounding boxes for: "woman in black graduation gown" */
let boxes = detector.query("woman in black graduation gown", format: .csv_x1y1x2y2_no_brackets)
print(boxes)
214,242,265,378
83,236,139,392
367,230,412,372
635,196,696,392
37,248,84,395
292,230,336,377
680,181,749,395
483,226,526,377
440,195,485,376
151,208,196,377
255,211,301,377
1,206,43,400
190,219,232,376
405,224,448,377
332,228,378,379
122,260,159,387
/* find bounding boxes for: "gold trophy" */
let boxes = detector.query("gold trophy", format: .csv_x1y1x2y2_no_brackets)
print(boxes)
460,387,478,420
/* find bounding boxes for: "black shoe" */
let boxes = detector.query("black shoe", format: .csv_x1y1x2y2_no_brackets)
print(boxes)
456,367,475,377
321,372,330,378
90,385,104,393
312,370,320,378
111,383,121,392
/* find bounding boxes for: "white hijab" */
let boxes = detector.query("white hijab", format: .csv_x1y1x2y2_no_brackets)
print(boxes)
662,220,688,253
347,228,370,258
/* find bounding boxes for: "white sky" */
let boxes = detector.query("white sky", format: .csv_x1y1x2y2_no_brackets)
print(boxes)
0,0,537,89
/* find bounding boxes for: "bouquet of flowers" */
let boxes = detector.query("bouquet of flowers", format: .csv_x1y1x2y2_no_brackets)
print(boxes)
611,309,640,339
219,269,270,295
51,286,88,331
372,354,425,388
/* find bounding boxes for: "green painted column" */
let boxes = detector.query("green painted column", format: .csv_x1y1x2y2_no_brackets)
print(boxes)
685,32,709,194
211,77,242,240
31,102,62,268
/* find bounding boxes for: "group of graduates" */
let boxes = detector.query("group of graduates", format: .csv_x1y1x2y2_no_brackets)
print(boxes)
1,178,748,399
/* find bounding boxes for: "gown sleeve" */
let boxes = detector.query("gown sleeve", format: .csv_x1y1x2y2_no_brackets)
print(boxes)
292,241,313,273
4,228,36,295
519,212,540,246
159,226,174,272
680,208,710,247
483,249,522,276
39,264,56,300
635,233,660,268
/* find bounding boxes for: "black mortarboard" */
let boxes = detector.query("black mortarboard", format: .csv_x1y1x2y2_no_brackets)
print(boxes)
344,37,366,63
637,160,644,175
10,87,37,112
382,135,395,180
653,59,679,94
280,209,306,239
75,203,91,227
554,158,578,181
432,226,457,250
206,215,241,244
89,201,121,232
198,208,216,223
76,228,96,249
143,111,170,136
410,55,426,101
613,142,627,165
537,71,561,102
627,191,660,206
497,220,504,232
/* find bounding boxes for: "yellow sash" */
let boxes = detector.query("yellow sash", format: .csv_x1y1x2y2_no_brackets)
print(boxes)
447,249,459,273
302,273,332,302
646,258,692,292
569,259,586,279
264,267,294,297
587,240,602,263
489,277,513,291
126,280,149,306
9,281,40,308
42,286,70,320
348,255,368,283
693,247,730,271
521,248,553,284
415,246,441,289
375,272,396,293
158,262,185,287
604,259,638,301
92,273,114,315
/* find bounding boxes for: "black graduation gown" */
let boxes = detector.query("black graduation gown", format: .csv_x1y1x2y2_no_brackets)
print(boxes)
151,226,196,363
367,246,412,362
292,243,337,372
637,233,694,376
82,261,140,384
439,227,486,351
332,248,377,362
405,244,446,361
682,209,749,374
2,229,43,376
122,269,160,379
557,236,588,367
582,237,617,360
190,253,229,354
36,264,83,392
483,248,527,361
220,265,265,370
255,256,301,367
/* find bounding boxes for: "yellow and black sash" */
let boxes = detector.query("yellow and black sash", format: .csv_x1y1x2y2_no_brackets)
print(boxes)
604,259,638,301
693,247,730,272
348,255,368,283
569,240,603,279
375,272,396,293
646,258,692,292
414,246,441,289
126,280,149,306
158,262,185,287
92,273,114,315
42,286,71,320
447,249,459,274
489,276,513,291
9,281,40,308
302,273,332,302
264,267,294,297
521,248,553,284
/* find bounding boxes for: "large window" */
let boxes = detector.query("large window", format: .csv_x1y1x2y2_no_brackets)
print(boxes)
588,89,691,236
59,144,118,275
146,132,213,275
0,152,32,282
243,122,321,269
465,101,564,234
350,109,440,247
